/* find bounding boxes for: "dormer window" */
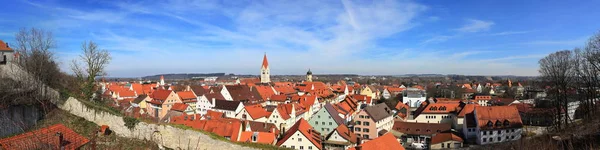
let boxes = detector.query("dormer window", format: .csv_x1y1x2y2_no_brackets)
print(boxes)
503,120,510,126
495,120,502,127
487,121,493,127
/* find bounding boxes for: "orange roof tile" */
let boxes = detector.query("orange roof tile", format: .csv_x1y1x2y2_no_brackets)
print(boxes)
420,103,461,114
457,104,478,117
204,110,224,120
349,133,404,150
328,124,358,144
0,124,89,149
0,40,13,51
475,106,523,130
171,103,189,112
177,91,197,102
238,132,276,144
152,89,173,100
244,105,271,120
253,85,276,100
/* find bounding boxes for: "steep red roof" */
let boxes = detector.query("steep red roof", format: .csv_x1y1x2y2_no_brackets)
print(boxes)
350,95,372,104
268,94,288,102
276,119,322,150
328,124,358,144
152,89,173,100
0,124,89,149
273,85,296,94
349,133,404,150
419,103,461,114
0,40,12,51
262,53,269,68
253,85,276,100
475,106,523,130
131,83,143,95
334,97,358,115
392,121,452,135
177,91,197,103
244,105,271,120
204,110,224,120
431,132,463,144
457,104,478,117
117,89,136,98
171,103,189,112
238,132,276,144
276,103,294,120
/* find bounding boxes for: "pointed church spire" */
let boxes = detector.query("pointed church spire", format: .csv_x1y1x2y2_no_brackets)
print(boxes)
262,53,269,68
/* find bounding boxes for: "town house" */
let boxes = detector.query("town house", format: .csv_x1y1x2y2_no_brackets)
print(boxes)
353,103,394,140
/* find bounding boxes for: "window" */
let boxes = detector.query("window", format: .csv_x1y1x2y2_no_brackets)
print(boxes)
291,146,295,149
490,138,493,142
498,137,501,141
329,122,332,125
356,121,361,125
309,146,312,150
498,130,502,134
489,131,492,135
300,146,304,150
483,138,487,142
512,129,515,132
442,142,445,148
298,138,302,142
355,128,361,132
363,135,369,139
483,131,487,135
511,136,515,139
364,122,370,126
315,121,318,124
318,115,321,118
363,128,369,132
322,122,325,125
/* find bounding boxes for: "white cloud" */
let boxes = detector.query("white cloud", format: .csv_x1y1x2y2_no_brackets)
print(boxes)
456,19,494,33
490,30,534,36
421,35,457,45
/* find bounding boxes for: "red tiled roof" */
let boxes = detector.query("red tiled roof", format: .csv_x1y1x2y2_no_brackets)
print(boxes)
475,106,523,130
431,132,463,144
268,94,288,102
244,105,271,120
204,110,224,120
0,40,13,51
350,95,372,104
392,121,452,135
276,119,322,150
238,132,276,144
171,103,189,112
387,87,405,93
0,124,89,149
177,91,197,103
328,124,358,144
253,85,276,100
152,89,173,100
117,89,137,98
276,103,294,120
457,104,478,117
273,85,296,94
334,97,358,116
349,133,404,150
131,83,143,95
394,102,409,119
419,103,461,114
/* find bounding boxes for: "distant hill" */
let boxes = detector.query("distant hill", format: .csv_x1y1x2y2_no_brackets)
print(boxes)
142,73,226,80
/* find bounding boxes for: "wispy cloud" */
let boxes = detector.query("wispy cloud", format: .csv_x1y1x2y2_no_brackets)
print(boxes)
420,35,457,45
489,30,534,36
456,19,494,33
523,37,588,47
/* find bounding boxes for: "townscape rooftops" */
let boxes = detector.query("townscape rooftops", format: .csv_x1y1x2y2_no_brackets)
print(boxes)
392,121,452,135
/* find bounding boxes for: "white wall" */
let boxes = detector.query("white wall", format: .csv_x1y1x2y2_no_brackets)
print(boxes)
280,131,319,150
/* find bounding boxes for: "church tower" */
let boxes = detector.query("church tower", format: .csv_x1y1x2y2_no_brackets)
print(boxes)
160,75,165,86
306,69,313,82
260,53,271,83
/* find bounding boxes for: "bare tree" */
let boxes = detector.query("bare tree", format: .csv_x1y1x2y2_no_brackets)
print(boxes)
538,50,577,130
71,41,111,100
583,31,600,116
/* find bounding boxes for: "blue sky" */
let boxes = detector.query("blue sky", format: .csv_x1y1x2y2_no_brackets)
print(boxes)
1,0,599,77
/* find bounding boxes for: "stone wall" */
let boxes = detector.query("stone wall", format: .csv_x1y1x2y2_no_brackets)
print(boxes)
59,97,255,150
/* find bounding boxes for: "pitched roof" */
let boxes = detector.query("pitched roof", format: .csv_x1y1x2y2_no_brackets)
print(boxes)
213,100,242,111
268,94,288,102
253,85,276,100
457,104,478,117
132,95,149,104
334,96,358,115
276,119,322,150
244,104,271,120
348,133,404,150
226,85,261,102
238,132,276,144
386,87,406,93
171,103,190,112
327,124,358,144
350,95,372,104
204,110,224,120
205,93,225,102
475,106,523,130
275,103,294,120
243,121,279,134
117,89,137,98
394,102,409,119
392,121,452,135
431,132,463,144
273,85,296,94
0,40,13,52
419,103,461,114
363,103,393,122
190,85,209,96
0,124,89,149
177,91,197,100
262,53,269,68
152,89,173,100
323,103,345,125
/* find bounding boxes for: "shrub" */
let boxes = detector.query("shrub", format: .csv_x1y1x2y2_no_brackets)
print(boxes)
123,117,139,130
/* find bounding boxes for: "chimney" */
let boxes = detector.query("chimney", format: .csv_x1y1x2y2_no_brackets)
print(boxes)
212,98,216,106
56,132,64,150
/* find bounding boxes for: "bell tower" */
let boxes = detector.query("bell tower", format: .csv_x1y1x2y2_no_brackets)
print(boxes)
306,69,313,82
260,53,271,83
